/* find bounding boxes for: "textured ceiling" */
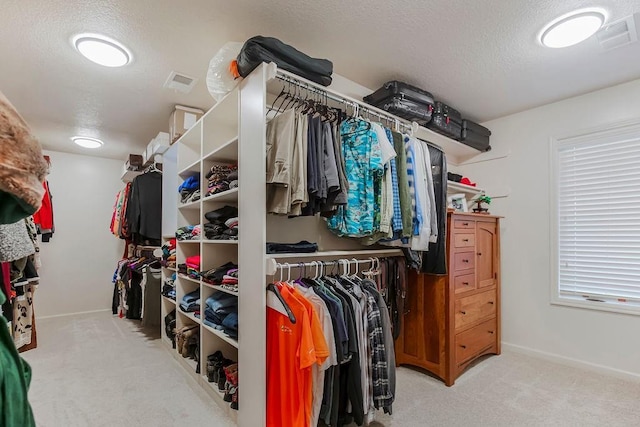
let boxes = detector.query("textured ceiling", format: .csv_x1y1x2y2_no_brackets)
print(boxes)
1,0,639,160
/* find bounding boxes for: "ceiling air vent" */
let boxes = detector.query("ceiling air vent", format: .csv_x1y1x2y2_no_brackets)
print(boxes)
163,71,198,93
596,15,638,51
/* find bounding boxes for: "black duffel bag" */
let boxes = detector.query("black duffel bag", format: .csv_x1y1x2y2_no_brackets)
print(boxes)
237,36,333,86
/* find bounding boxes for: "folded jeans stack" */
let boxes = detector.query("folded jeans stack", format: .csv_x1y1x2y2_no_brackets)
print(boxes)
204,206,238,240
179,174,201,204
204,291,238,340
180,289,201,313
205,164,238,198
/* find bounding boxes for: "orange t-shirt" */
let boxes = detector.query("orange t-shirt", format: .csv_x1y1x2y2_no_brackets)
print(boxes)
266,284,330,427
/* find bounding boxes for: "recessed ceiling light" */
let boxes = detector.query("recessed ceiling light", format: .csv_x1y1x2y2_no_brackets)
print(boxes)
72,136,104,149
540,9,606,48
72,33,131,67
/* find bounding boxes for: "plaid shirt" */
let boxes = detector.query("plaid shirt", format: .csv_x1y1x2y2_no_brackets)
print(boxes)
364,287,392,410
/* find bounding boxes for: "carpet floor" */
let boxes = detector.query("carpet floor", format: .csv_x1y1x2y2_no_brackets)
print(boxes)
22,311,640,426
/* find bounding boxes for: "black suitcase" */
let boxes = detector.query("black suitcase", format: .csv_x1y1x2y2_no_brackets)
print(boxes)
237,36,333,86
461,119,492,152
363,81,434,124
427,101,462,140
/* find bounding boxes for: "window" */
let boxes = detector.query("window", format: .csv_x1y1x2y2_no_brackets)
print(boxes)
551,122,640,315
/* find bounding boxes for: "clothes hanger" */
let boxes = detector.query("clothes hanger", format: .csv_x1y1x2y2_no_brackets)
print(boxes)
266,282,296,324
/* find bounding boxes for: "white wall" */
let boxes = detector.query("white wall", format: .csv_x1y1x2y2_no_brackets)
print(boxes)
459,78,640,377
36,151,124,317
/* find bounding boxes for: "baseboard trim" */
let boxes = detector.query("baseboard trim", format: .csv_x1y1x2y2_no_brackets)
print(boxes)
502,342,640,382
37,309,111,320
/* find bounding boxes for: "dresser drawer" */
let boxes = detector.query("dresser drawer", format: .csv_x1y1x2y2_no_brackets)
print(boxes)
454,233,475,249
453,251,475,271
454,273,476,294
454,219,475,229
455,317,497,365
455,289,497,330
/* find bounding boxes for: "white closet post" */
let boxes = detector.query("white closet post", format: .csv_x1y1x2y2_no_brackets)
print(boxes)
238,63,269,427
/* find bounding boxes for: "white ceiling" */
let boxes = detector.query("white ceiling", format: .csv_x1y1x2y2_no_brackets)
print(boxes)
1,0,639,161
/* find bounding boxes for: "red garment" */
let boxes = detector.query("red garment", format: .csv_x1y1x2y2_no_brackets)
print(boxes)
1,262,10,300
33,181,53,231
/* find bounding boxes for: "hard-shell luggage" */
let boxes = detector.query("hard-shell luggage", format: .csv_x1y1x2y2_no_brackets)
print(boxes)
426,101,462,140
461,119,492,152
236,36,333,86
364,81,434,124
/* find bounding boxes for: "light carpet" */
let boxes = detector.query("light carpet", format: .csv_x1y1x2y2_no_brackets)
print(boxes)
22,311,640,426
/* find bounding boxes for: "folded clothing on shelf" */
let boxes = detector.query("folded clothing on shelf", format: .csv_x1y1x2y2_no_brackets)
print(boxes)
179,174,201,204
178,263,187,275
163,273,177,300
176,225,200,241
185,255,201,270
200,262,238,286
180,289,201,312
204,291,238,340
204,206,239,240
205,164,237,198
265,240,318,254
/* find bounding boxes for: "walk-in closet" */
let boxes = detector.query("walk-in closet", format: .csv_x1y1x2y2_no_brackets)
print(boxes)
2,1,640,426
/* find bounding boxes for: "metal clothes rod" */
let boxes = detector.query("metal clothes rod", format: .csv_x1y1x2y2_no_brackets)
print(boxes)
273,72,444,153
274,73,414,133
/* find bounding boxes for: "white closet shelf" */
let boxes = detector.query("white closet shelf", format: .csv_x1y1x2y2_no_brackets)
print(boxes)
203,136,239,162
178,310,202,325
202,282,239,296
179,199,200,210
269,68,485,166
447,181,484,198
202,323,239,349
162,295,176,305
202,188,239,203
163,266,177,272
177,240,201,244
203,239,238,244
178,159,201,178
177,274,200,285
162,335,173,349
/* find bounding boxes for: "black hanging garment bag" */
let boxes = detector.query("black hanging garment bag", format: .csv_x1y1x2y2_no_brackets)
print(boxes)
364,81,435,125
461,119,492,152
426,101,463,140
236,36,333,86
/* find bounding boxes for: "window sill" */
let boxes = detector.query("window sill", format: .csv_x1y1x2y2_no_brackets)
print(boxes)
551,296,640,317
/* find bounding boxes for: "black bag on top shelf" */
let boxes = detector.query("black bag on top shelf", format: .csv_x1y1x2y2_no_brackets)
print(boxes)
236,36,333,86
426,101,463,140
461,119,492,152
363,81,435,124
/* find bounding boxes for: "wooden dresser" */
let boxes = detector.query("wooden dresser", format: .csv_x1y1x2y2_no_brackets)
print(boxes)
395,212,501,386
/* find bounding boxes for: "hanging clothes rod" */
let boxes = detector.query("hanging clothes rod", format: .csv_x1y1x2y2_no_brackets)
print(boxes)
274,72,414,133
273,70,444,153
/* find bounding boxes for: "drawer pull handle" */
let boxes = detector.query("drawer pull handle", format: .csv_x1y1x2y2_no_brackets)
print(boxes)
462,282,469,285
462,222,469,226
462,259,469,263
460,311,466,315
477,252,482,256
460,345,467,349
462,238,469,242
488,331,495,334
488,301,494,305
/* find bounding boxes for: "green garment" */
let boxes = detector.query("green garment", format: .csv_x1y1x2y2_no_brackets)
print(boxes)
0,191,36,225
0,291,35,427
391,131,412,238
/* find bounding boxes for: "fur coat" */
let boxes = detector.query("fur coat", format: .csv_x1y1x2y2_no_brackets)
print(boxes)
0,91,48,224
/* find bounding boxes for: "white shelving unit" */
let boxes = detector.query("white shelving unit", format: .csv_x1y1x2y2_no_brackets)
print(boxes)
164,62,488,426
447,180,485,199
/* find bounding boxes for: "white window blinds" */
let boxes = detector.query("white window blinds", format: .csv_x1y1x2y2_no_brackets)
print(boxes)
557,129,640,307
